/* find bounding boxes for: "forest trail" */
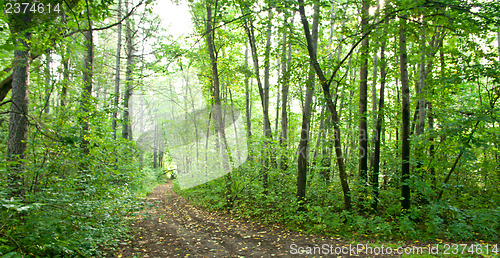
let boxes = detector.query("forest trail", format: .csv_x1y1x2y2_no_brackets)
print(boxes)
112,181,354,257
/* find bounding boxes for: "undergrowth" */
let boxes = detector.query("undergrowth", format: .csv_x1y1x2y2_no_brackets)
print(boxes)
0,138,161,257
178,160,499,244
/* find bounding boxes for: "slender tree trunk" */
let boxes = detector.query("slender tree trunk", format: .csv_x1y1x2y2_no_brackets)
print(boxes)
497,3,500,62
298,0,351,211
244,47,252,142
416,32,426,137
159,151,164,168
297,3,319,207
369,52,378,168
368,0,380,170
81,17,93,156
113,0,122,140
7,11,32,198
242,5,273,191
206,0,232,203
438,121,481,200
43,51,52,114
428,101,436,187
61,46,69,107
371,20,388,211
122,1,133,140
153,122,158,169
399,16,411,211
276,16,287,143
263,2,274,174
275,85,280,137
358,0,370,184
280,16,291,170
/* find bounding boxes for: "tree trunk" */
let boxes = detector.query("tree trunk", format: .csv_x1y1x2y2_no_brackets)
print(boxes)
298,0,351,211
244,47,252,143
370,20,388,211
43,51,52,114
358,0,370,184
122,1,133,140
242,5,273,191
399,16,411,211
206,0,232,203
113,0,122,140
297,3,319,207
81,17,93,156
262,2,274,175
7,11,32,198
61,46,69,107
153,122,158,169
280,15,291,170
497,1,500,62
416,31,427,137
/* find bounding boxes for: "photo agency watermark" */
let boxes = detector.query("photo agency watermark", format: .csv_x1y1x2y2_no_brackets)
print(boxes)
290,243,499,256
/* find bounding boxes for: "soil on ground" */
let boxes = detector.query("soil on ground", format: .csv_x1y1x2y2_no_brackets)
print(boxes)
111,181,380,257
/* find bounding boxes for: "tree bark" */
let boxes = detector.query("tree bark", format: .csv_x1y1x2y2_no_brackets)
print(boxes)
370,20,388,211
113,0,123,140
61,46,69,107
242,4,273,191
358,0,370,184
280,15,291,170
206,0,232,202
81,13,93,156
416,31,426,137
262,1,274,175
7,10,32,198
399,15,411,211
297,3,319,207
298,0,352,211
122,0,133,140
244,47,252,142
43,51,52,114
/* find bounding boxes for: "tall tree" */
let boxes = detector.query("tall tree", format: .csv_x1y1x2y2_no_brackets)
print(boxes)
242,1,274,190
206,0,232,202
298,0,352,210
61,45,70,107
370,20,388,211
399,14,411,211
122,0,134,140
81,10,94,156
358,0,370,185
43,51,52,114
297,3,319,207
280,14,292,170
244,47,252,143
113,0,123,140
6,9,32,198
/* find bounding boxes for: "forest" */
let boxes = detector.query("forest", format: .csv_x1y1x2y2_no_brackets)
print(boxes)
0,0,499,256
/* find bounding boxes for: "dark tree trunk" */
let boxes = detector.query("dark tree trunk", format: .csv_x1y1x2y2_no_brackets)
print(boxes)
61,46,69,107
399,16,411,211
370,21,388,211
7,11,32,198
298,0,352,211
297,3,319,207
358,0,370,184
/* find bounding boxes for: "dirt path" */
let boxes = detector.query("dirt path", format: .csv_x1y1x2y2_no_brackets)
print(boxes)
112,181,353,257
